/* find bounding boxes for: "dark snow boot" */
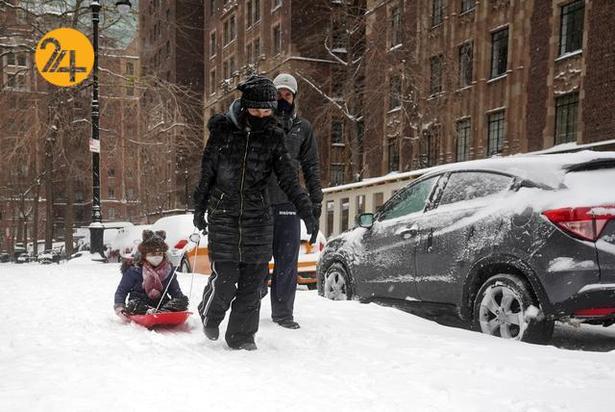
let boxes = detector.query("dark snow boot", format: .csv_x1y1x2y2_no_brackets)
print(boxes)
276,319,300,329
228,342,257,351
203,325,219,341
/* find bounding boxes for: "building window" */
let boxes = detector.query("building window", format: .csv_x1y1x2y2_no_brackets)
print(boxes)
331,120,344,145
209,0,215,16
389,6,402,47
423,126,440,167
554,92,579,145
430,54,443,95
272,0,282,10
459,41,473,87
253,38,261,60
331,22,346,50
461,0,475,13
210,31,217,57
456,118,471,161
330,164,344,186
246,43,252,63
432,0,444,27
127,188,135,201
559,0,584,56
223,15,236,45
389,74,401,109
108,208,116,220
272,24,282,55
125,62,134,75
75,191,84,202
209,69,216,94
388,137,400,172
109,188,116,199
108,167,115,177
490,28,509,78
247,0,260,27
487,110,506,156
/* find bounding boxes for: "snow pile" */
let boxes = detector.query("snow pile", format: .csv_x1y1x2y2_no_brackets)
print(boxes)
2,262,615,411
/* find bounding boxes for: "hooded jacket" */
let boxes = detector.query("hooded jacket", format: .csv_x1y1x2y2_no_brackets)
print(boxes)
266,107,323,207
193,100,313,263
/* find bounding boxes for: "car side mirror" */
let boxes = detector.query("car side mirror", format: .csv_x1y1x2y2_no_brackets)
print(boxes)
189,233,201,243
357,213,374,229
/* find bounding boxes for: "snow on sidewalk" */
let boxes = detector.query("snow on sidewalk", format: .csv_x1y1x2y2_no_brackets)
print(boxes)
1,260,615,412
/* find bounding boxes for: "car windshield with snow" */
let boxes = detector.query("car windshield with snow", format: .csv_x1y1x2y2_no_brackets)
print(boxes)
318,151,615,343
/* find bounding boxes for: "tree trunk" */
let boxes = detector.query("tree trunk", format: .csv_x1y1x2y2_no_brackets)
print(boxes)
64,174,74,257
32,183,40,256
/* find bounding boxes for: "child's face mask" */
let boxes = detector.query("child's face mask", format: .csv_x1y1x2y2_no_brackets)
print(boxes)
146,255,163,267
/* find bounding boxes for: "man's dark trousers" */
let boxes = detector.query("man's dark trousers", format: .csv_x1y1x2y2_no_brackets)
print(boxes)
270,203,301,322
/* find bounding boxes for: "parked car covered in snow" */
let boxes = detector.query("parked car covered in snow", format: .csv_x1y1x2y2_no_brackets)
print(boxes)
37,249,62,264
318,151,615,343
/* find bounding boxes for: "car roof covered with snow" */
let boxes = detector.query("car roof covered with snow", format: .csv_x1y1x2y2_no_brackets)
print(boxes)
424,150,615,189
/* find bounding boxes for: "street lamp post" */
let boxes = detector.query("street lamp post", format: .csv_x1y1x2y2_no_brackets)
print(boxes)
88,0,131,255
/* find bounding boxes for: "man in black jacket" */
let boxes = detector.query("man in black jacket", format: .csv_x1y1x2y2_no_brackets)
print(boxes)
264,73,323,329
193,75,317,350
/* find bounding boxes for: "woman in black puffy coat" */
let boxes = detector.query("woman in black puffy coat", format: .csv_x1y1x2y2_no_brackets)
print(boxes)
193,75,316,350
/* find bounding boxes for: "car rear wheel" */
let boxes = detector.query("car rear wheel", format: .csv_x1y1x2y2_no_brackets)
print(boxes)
323,263,352,301
473,274,554,344
306,283,317,290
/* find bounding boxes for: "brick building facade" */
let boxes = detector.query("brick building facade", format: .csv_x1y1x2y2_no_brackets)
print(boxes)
362,0,615,179
203,0,366,187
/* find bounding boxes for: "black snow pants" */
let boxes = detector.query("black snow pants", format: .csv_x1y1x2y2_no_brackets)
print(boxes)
198,260,269,346
269,203,301,322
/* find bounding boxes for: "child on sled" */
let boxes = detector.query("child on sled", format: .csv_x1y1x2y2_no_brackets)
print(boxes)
114,230,188,320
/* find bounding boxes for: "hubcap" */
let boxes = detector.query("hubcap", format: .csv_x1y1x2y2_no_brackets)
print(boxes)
324,269,347,301
478,285,525,340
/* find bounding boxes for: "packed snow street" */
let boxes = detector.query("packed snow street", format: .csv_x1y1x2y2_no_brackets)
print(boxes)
2,259,615,412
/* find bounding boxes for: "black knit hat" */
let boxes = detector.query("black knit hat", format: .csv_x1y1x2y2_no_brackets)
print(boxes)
138,230,168,255
237,75,278,110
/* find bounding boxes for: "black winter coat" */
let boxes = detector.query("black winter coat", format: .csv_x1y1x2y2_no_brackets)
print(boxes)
267,110,323,206
194,100,313,263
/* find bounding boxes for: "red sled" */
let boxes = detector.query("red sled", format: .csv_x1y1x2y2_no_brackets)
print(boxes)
129,311,192,328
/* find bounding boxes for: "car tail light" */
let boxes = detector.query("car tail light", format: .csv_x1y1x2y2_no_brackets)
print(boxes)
543,205,615,241
174,239,188,249
574,308,615,317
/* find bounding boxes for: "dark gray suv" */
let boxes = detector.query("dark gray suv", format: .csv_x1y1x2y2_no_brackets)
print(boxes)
318,151,615,343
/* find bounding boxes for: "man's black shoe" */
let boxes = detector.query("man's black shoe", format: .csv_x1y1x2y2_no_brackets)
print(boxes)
203,326,219,341
229,342,257,351
276,319,300,329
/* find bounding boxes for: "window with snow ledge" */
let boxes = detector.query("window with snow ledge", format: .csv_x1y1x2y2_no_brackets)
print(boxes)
554,92,579,145
487,110,505,156
389,5,402,48
432,0,444,27
559,0,584,57
490,27,508,79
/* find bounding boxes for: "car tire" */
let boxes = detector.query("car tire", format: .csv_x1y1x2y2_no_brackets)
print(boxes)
306,283,317,290
179,257,191,273
473,274,554,344
323,262,352,301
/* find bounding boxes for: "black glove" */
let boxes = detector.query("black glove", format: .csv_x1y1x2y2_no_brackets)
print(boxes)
193,209,208,234
303,214,318,245
309,222,319,245
161,296,189,312
313,203,322,220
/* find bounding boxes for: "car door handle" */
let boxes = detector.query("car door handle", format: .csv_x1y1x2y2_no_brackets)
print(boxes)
398,225,418,239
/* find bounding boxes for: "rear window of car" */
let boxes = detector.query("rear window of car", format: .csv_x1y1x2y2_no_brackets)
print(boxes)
438,172,513,206
563,167,615,191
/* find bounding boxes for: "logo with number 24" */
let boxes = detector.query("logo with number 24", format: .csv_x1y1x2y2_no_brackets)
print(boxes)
35,28,94,87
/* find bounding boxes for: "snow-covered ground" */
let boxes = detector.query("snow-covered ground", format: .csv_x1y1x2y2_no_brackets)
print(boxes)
2,259,615,412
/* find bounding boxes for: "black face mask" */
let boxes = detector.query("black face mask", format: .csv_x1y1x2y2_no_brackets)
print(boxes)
277,98,294,115
246,114,270,131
